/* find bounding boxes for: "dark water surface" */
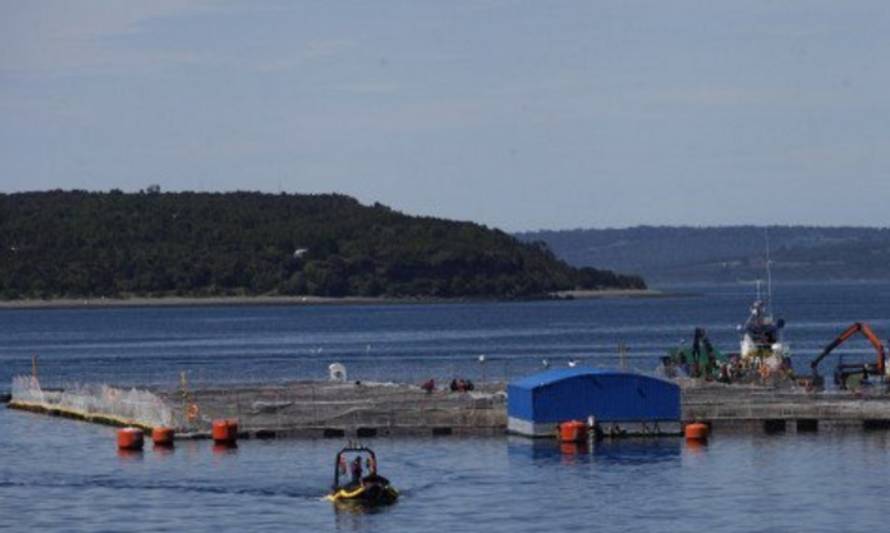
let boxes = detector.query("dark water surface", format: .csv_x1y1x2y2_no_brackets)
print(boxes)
3,407,890,533
1,281,889,392
2,281,890,531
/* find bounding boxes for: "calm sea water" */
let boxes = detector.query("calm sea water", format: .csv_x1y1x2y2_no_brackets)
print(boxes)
1,281,889,392
2,281,890,532
3,407,890,533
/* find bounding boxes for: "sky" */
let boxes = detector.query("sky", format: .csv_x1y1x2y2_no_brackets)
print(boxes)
2,1,889,231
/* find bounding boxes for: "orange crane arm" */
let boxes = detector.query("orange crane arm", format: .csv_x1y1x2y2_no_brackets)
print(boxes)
860,323,887,375
810,322,887,376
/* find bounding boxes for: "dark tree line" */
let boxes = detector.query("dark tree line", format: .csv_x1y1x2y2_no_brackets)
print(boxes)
0,190,646,300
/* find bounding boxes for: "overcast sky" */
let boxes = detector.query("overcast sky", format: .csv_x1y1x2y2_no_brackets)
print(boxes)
2,1,889,231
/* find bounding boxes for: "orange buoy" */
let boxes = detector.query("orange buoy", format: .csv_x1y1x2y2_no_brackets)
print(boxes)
212,419,238,444
559,420,587,443
152,426,175,447
685,422,710,442
117,427,144,451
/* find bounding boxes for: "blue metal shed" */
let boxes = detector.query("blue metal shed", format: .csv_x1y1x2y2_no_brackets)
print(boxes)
507,368,680,437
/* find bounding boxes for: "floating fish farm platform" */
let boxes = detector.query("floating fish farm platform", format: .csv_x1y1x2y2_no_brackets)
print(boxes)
163,381,507,439
8,376,890,438
682,383,890,433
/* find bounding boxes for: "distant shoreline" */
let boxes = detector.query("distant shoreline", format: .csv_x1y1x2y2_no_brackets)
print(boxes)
551,289,669,299
0,289,669,310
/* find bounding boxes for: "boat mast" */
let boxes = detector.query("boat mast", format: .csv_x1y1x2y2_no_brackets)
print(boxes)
764,228,773,315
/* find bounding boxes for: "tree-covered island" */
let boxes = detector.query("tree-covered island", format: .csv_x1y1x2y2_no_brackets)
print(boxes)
0,190,645,301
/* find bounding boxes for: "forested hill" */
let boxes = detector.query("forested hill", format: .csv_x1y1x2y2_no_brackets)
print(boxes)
515,226,890,283
0,191,645,300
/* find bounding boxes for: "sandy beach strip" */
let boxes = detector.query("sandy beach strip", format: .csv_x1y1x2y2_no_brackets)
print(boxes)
0,289,671,310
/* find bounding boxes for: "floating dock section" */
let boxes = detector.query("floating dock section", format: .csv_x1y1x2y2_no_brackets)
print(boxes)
507,369,681,438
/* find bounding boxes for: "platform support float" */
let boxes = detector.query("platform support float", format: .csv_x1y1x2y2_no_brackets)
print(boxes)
117,427,144,451
559,420,587,443
152,427,175,447
684,422,709,443
212,419,239,445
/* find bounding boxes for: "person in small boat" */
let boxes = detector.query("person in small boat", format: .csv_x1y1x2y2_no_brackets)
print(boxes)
361,456,378,482
350,456,363,486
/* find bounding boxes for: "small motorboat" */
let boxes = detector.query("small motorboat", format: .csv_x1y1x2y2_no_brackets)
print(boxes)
325,444,398,506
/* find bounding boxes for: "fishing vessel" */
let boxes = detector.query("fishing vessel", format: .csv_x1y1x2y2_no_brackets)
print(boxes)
663,279,791,382
738,287,789,372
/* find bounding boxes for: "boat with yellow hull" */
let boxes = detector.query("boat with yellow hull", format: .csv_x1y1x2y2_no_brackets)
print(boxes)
326,481,399,506
326,445,399,507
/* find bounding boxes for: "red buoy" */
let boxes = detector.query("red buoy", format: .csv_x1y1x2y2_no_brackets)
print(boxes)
212,419,238,444
117,427,144,451
152,426,175,447
559,420,587,443
685,422,710,442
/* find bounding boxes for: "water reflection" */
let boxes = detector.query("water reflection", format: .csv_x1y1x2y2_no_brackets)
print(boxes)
684,439,708,455
507,436,683,465
560,442,585,460
116,449,144,461
212,442,239,456
152,444,175,458
331,499,396,531
5,403,890,533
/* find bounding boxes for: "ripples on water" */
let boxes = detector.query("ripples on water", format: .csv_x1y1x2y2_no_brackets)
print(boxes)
3,408,890,532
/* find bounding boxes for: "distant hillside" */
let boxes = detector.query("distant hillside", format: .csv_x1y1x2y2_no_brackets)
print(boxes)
0,190,645,300
516,226,890,283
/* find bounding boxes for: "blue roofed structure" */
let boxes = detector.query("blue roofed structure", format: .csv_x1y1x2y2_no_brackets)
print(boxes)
507,368,680,437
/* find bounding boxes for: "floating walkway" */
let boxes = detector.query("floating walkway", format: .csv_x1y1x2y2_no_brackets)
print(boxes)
5,379,507,439
683,383,890,434
163,381,507,439
8,399,156,431
8,377,890,438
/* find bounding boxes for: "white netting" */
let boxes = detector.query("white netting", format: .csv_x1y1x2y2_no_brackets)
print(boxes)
10,375,173,428
11,376,46,403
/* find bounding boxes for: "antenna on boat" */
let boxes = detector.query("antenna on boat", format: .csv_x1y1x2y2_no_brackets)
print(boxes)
618,343,628,370
764,228,773,315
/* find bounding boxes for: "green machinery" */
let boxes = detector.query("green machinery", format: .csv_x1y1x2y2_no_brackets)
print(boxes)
665,328,726,379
